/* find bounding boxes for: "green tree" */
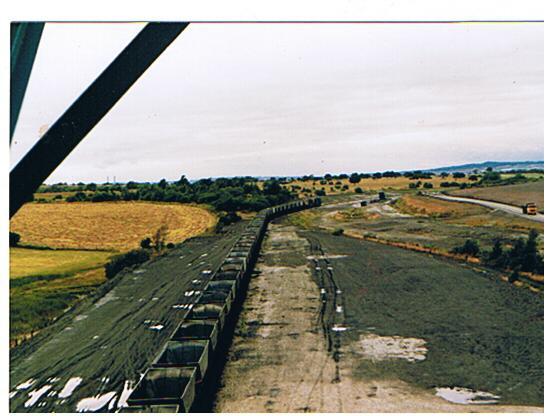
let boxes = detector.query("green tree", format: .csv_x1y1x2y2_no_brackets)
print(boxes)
9,232,21,247
349,173,361,184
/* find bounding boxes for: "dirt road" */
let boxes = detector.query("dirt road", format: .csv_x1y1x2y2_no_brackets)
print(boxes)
431,193,544,223
213,221,542,412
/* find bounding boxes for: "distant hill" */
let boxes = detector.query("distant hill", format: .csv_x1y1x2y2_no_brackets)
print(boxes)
429,160,544,174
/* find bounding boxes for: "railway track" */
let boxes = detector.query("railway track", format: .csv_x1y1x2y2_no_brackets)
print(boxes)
10,198,322,413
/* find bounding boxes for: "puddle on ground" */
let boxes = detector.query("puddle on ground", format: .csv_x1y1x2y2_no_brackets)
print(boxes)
332,325,348,332
117,380,135,408
76,391,116,412
58,377,82,399
435,387,500,404
24,385,52,408
307,254,348,260
358,334,427,362
16,379,35,390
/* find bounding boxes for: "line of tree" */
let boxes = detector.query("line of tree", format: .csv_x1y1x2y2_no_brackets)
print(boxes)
452,230,543,275
41,176,294,213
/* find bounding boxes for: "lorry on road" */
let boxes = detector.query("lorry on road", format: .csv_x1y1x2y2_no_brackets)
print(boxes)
523,202,538,215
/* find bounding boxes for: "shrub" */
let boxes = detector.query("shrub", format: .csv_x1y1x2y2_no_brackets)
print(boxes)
452,239,480,256
349,173,361,184
508,269,520,283
140,237,152,249
315,189,326,196
166,242,175,249
105,249,151,279
332,228,344,236
218,211,241,227
423,182,433,189
9,232,21,247
355,187,363,194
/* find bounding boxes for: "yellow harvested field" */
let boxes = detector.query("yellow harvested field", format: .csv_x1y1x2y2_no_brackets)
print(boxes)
10,201,217,251
10,248,112,279
284,176,471,196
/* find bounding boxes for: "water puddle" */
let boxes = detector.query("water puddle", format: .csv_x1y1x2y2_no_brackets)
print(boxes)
16,379,35,390
58,377,82,399
149,324,164,331
306,254,348,260
435,387,500,404
76,391,117,412
117,380,135,408
332,325,348,332
24,385,52,408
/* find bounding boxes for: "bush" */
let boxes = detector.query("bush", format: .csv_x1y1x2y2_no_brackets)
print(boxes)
355,187,363,194
423,182,433,189
452,239,480,256
218,211,241,227
140,237,152,249
166,242,175,249
509,269,520,283
349,173,361,184
315,189,326,196
332,228,344,236
9,232,21,247
105,249,151,279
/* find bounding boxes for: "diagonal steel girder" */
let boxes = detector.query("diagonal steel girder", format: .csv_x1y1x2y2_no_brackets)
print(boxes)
10,22,45,142
10,22,188,218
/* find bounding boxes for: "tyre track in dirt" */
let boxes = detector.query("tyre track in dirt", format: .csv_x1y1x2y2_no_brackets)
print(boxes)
214,219,543,413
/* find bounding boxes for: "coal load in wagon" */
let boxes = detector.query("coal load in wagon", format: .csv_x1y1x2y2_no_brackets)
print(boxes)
172,319,220,352
127,367,196,412
154,340,210,383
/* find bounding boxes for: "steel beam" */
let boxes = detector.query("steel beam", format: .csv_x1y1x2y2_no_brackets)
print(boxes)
10,22,44,141
10,22,188,218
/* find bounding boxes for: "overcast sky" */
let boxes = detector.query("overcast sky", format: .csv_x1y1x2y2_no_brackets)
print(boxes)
10,22,543,183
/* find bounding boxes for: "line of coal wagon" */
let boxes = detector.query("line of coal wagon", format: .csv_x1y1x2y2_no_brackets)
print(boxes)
120,197,322,413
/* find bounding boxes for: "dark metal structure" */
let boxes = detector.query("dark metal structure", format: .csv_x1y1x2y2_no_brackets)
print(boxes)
9,22,188,218
10,22,45,142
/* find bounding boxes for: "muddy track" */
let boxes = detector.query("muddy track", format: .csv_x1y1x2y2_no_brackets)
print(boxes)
306,234,343,383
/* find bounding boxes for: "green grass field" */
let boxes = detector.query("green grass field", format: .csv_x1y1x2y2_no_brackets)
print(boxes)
10,248,112,279
305,230,543,406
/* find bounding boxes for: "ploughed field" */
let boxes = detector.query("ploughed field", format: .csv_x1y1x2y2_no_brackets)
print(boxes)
449,180,544,213
306,230,543,406
9,223,244,413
